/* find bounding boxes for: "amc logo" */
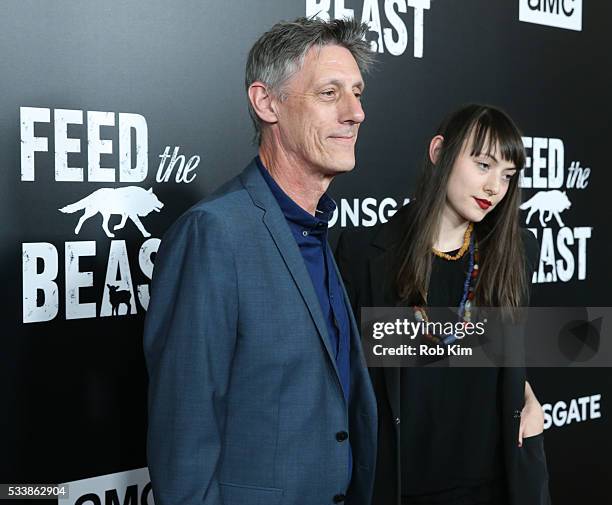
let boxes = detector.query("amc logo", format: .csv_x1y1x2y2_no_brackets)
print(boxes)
74,483,153,505
519,0,582,31
59,468,155,505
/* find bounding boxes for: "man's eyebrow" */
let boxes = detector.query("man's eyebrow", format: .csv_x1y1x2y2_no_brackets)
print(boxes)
318,78,365,90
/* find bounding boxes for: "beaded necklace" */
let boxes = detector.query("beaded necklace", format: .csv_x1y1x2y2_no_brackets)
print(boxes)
413,227,480,346
432,222,473,260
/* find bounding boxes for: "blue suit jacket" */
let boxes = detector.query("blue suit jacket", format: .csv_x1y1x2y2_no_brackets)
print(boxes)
143,159,377,505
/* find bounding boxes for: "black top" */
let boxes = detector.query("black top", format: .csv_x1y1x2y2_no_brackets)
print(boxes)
400,248,505,504
334,202,546,505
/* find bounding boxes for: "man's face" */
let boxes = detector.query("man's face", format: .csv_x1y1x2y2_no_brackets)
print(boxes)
445,137,518,223
273,44,365,176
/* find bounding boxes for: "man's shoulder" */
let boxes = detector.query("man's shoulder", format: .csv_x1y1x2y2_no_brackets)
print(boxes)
189,171,251,216
161,165,259,243
180,158,264,220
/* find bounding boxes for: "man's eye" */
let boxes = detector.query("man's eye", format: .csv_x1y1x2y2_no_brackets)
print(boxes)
321,90,336,97
354,92,362,100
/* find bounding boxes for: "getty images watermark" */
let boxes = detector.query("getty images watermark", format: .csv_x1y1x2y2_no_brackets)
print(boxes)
362,307,610,367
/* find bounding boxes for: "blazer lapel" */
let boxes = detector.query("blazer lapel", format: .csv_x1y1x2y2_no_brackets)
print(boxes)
239,161,342,385
369,250,401,420
368,209,411,421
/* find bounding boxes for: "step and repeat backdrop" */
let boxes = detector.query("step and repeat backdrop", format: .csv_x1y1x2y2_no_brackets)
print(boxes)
1,1,611,503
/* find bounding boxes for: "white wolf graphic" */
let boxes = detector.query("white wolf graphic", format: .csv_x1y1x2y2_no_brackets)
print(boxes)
59,187,164,238
519,190,571,227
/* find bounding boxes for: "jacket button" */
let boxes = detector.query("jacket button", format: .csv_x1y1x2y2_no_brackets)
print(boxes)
394,417,400,424
333,494,346,503
336,431,348,442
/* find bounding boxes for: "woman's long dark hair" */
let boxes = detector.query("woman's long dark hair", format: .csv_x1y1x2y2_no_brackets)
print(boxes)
396,104,528,309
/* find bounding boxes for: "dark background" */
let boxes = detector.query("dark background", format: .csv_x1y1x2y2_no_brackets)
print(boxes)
1,1,610,503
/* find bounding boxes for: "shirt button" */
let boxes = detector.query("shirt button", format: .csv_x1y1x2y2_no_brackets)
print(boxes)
335,431,348,442
302,230,308,237
333,494,346,503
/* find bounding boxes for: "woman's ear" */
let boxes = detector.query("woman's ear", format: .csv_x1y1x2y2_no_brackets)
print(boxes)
429,135,444,165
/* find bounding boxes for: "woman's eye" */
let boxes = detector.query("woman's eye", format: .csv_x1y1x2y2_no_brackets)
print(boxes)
477,161,489,171
503,173,516,181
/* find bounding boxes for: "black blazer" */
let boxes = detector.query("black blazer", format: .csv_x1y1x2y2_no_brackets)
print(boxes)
336,204,551,505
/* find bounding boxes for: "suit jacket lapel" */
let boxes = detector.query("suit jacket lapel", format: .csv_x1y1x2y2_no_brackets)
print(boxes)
368,208,412,421
368,250,401,419
240,161,342,385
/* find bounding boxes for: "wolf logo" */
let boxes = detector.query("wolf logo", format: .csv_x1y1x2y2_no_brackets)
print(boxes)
59,186,164,238
520,190,572,227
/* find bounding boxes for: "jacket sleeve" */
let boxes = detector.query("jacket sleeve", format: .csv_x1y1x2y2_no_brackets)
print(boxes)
143,210,238,505
505,230,550,505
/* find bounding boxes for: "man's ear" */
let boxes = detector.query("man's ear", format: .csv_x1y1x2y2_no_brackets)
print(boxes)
248,81,279,125
429,135,444,165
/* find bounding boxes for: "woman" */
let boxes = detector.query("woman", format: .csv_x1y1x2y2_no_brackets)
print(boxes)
337,104,550,505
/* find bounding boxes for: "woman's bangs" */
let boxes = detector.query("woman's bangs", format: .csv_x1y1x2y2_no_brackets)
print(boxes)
468,113,526,170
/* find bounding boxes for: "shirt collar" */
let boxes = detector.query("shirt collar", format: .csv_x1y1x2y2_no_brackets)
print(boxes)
256,156,336,233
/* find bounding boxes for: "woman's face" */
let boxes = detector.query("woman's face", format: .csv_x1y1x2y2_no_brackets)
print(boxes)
443,135,518,223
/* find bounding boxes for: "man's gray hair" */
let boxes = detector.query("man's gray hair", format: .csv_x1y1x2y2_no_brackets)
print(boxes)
245,17,374,145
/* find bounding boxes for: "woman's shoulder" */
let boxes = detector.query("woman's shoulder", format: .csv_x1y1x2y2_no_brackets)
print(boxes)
335,202,413,283
337,200,413,253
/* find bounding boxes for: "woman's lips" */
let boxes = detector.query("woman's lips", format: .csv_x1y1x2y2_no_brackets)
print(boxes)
474,197,492,210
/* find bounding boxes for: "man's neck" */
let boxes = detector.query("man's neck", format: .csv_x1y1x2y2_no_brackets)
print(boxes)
259,143,332,216
434,205,470,252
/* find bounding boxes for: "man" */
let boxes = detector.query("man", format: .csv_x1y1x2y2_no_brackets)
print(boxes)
144,17,377,505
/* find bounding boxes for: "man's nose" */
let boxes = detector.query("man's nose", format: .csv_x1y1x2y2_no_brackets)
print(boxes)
340,92,365,124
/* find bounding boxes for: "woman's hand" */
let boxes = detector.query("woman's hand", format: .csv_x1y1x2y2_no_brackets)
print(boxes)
519,381,545,447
